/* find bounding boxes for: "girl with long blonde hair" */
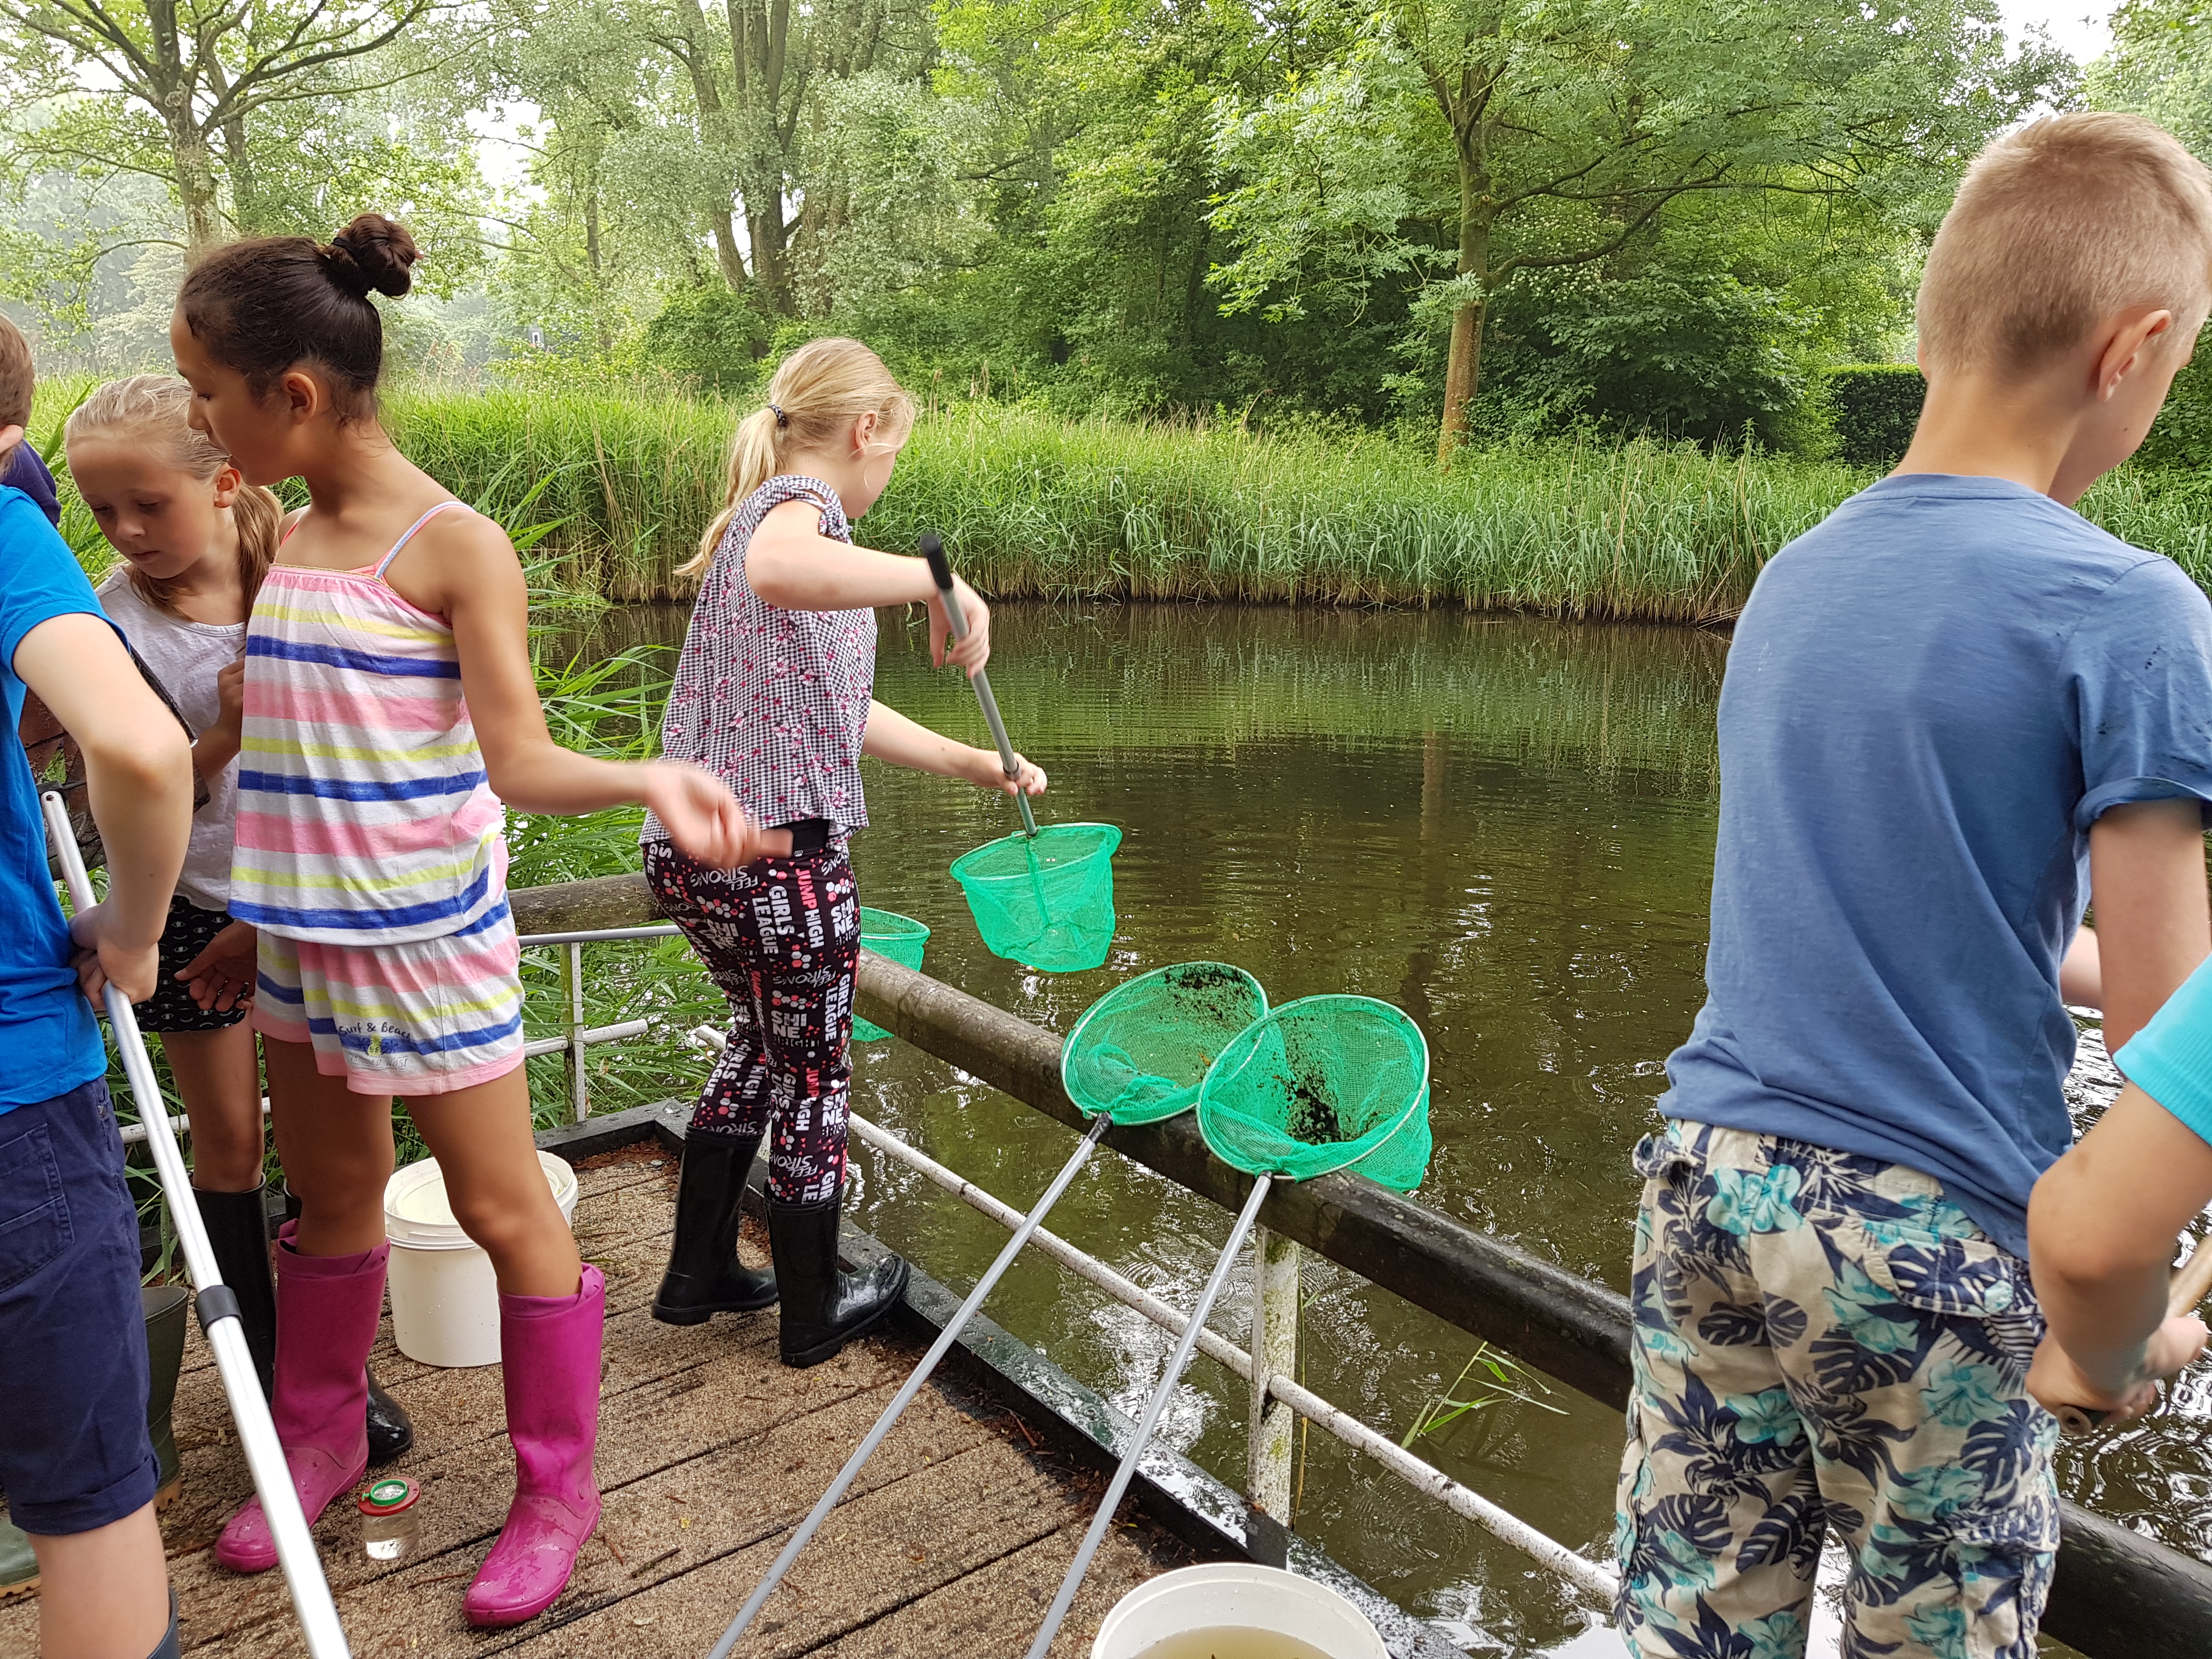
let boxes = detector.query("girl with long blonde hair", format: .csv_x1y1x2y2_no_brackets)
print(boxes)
647,337,1046,1367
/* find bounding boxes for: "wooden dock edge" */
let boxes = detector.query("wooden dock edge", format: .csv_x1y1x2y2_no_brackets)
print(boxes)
533,1098,1471,1659
513,874,2212,1659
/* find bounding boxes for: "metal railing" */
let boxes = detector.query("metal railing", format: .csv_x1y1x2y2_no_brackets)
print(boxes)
490,873,2212,1659
515,923,678,1122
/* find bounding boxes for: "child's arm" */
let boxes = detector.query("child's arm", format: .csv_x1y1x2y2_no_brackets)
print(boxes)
2059,926,2101,1008
15,614,193,1003
862,701,1047,795
744,501,991,675
2028,1082,2212,1417
2087,798,2209,1051
429,515,773,868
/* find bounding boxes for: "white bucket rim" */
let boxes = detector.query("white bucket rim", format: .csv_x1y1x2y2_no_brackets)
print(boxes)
1091,1562,1386,1659
383,1151,577,1250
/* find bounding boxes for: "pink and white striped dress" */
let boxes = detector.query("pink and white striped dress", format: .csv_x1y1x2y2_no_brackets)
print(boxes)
234,502,524,1095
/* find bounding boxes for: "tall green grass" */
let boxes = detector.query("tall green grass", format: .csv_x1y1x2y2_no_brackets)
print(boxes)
31,381,2212,616
386,393,1862,618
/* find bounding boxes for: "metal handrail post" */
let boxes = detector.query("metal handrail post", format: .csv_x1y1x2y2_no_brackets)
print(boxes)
1246,1227,1300,1517
565,941,588,1122
42,793,350,1659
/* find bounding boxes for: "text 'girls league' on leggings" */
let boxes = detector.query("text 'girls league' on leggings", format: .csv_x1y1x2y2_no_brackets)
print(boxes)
646,833,908,1368
644,838,861,1204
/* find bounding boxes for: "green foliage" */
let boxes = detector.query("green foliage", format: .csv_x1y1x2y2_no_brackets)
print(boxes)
1825,364,1927,468
378,388,1874,618
641,286,774,393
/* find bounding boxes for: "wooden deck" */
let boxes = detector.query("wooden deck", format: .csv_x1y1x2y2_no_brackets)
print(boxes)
2,1144,1198,1658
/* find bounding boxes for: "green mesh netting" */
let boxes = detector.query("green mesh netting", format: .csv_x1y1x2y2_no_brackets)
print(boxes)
854,908,929,1043
949,823,1122,973
1061,963,1268,1126
1197,996,1432,1191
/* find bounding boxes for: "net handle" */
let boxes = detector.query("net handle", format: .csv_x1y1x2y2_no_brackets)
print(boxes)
921,531,1039,838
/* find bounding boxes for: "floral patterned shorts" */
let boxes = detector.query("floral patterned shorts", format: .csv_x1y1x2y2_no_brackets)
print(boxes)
1616,1120,2058,1659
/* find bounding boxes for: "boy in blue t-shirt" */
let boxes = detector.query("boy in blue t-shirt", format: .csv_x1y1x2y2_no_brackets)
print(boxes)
0,317,195,1657
1617,114,2212,1657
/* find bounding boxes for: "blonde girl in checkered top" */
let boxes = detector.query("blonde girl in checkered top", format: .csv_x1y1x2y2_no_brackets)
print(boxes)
645,337,1047,1370
170,213,768,1629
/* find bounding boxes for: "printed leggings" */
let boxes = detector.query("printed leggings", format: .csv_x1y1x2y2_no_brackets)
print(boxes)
645,839,862,1205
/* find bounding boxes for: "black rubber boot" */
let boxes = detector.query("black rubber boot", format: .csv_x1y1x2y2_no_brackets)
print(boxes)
195,1182,276,1400
148,1590,180,1659
652,1132,778,1324
768,1192,909,1368
143,1285,190,1508
279,1184,414,1464
365,1370,414,1465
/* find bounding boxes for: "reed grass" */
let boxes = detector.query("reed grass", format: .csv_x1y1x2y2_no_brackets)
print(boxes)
384,393,1859,618
32,380,2212,616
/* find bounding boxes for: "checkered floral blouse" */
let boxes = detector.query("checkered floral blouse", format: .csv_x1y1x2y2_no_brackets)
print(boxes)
641,475,877,843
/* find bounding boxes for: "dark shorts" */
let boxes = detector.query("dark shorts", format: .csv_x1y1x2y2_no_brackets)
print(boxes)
135,896,249,1034
0,1079,157,1534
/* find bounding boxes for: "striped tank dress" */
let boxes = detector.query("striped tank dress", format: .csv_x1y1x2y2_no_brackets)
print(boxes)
233,502,524,1093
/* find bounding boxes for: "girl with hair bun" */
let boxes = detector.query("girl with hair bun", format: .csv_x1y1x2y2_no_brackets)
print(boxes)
64,374,414,1469
647,337,1045,1370
170,213,768,1628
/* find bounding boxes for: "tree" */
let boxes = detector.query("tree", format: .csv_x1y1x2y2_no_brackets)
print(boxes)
0,0,476,254
1209,0,2068,461
2090,0,2212,159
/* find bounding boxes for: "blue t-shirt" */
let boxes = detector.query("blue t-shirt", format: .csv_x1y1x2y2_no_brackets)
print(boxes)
1662,473,2212,1257
2114,956,2212,1146
0,484,110,1113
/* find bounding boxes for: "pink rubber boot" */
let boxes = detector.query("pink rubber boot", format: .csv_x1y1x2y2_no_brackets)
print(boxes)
463,1263,606,1628
215,1225,382,1573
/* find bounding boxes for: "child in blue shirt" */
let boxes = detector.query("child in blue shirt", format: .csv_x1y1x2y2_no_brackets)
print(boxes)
1617,114,2212,1657
0,318,197,1657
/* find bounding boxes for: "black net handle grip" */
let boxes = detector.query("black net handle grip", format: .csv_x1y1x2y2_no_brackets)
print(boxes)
921,532,1037,836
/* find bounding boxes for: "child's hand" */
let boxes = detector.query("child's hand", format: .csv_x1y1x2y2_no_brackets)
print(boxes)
926,578,992,676
66,903,161,1006
2027,1314,2209,1423
212,657,245,736
179,919,258,1012
642,761,771,868
966,748,1047,798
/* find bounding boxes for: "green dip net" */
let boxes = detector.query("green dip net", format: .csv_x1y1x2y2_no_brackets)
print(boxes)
854,908,930,1043
1196,995,1432,1191
1060,962,1268,1126
950,823,1122,973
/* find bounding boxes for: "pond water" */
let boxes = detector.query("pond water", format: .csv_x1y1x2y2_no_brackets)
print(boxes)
613,601,2202,1656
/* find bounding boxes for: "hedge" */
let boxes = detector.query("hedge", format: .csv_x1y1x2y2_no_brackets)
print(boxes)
1826,364,1926,467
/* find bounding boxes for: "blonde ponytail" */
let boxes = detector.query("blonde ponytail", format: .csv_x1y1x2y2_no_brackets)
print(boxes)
65,374,281,617
679,337,916,578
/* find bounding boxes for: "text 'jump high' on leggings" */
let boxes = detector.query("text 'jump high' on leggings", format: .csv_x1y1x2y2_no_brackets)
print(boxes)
644,839,861,1206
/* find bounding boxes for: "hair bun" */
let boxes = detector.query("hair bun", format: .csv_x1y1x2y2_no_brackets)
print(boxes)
321,213,417,300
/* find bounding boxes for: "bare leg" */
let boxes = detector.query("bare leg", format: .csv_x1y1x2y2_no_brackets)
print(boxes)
163,1023,265,1193
263,1037,392,1257
30,1504,167,1659
408,1068,579,1298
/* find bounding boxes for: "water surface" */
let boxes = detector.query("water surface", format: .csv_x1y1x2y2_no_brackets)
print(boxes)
613,602,2194,1655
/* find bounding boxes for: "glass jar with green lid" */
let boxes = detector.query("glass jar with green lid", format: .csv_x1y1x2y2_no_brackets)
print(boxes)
358,1476,421,1561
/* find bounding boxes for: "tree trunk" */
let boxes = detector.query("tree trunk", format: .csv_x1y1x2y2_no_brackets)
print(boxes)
169,117,224,253
1437,130,1493,466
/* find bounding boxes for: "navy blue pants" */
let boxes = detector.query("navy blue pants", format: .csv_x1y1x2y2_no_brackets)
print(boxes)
0,1079,157,1534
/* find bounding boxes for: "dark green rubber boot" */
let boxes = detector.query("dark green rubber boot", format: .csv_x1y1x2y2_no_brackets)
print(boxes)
0,1514,35,1598
143,1284,190,1508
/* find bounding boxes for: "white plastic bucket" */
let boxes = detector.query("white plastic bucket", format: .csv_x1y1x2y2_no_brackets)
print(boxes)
1091,1564,1387,1659
383,1153,579,1368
